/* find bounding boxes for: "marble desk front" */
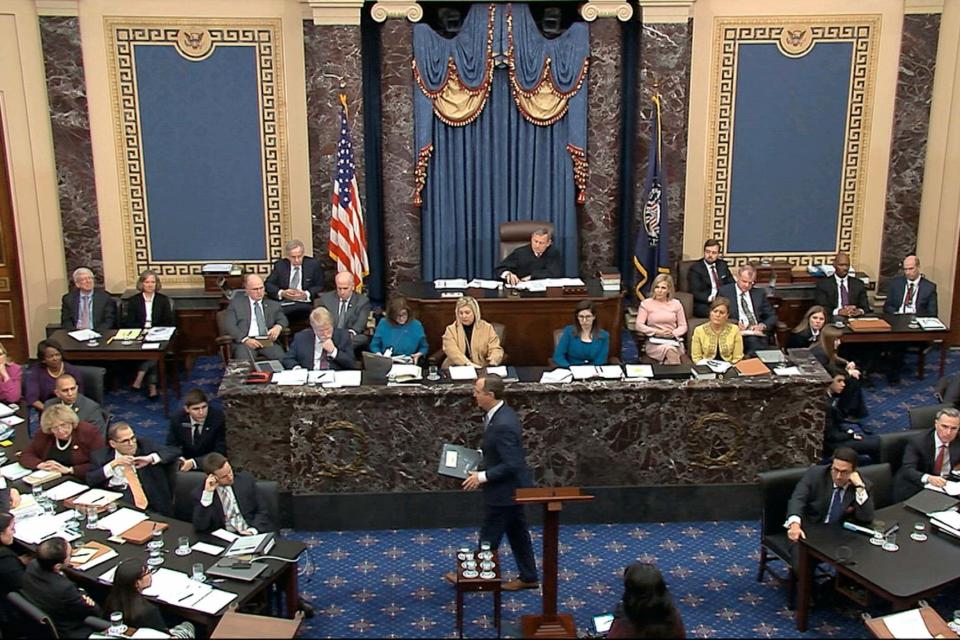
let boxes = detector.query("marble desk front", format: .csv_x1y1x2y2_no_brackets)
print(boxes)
219,358,829,495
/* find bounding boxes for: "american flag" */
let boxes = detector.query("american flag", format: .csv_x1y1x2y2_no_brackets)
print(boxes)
328,96,368,291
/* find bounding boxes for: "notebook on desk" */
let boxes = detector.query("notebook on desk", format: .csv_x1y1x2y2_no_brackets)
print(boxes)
903,488,959,516
205,557,269,582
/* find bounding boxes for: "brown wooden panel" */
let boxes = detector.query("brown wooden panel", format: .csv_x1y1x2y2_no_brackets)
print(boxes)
0,300,14,336
175,309,219,356
0,115,28,360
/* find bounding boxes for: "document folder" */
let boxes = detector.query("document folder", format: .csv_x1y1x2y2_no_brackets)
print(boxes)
438,444,482,479
903,488,960,516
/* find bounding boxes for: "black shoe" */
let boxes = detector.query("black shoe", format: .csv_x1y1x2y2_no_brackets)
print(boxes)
297,597,315,619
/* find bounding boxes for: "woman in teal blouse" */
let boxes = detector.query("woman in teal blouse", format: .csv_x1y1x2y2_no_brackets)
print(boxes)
369,296,429,363
552,300,610,367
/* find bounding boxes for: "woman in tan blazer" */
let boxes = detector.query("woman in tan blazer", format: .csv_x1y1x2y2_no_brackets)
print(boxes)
441,296,504,367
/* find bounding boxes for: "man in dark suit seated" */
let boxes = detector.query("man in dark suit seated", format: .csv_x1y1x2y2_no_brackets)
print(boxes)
224,273,288,361
21,537,102,638
43,374,107,436
495,227,563,286
193,452,272,535
785,447,874,568
717,264,778,356
881,254,939,383
60,266,116,333
282,306,354,370
893,407,960,502
167,389,226,472
687,239,734,318
87,422,179,516
445,375,539,591
318,272,371,351
814,252,870,319
265,239,326,322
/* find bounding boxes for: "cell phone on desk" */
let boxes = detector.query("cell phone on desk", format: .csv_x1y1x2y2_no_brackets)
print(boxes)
592,613,614,635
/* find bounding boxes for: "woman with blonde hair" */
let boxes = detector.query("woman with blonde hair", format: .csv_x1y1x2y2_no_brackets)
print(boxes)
787,305,827,348
689,297,743,364
635,274,687,364
441,296,504,367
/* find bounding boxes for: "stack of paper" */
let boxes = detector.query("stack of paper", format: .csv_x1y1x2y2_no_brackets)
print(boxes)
272,370,308,386
697,359,733,374
14,511,82,544
144,326,175,342
11,495,43,519
928,480,960,496
67,329,101,341
1,462,30,481
96,507,148,536
142,568,238,614
539,369,573,384
45,481,89,501
624,364,654,379
114,328,142,340
72,488,123,507
322,370,362,388
465,279,502,289
388,364,422,382
448,366,478,381
916,317,946,331
433,279,469,289
0,404,17,418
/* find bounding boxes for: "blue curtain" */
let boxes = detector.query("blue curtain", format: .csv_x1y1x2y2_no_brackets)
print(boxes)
414,4,589,281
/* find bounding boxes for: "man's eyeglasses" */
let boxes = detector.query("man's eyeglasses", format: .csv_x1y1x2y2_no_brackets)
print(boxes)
114,435,138,445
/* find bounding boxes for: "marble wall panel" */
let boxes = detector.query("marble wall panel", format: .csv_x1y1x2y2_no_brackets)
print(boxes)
581,19,623,277
638,20,692,268
221,357,827,494
379,21,420,289
39,17,103,278
303,23,365,286
879,14,939,292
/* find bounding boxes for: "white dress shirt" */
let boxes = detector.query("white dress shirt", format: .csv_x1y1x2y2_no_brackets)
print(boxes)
898,277,921,314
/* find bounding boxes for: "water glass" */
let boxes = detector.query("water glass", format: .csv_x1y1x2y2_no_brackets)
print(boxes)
148,527,164,551
911,521,928,542
175,536,192,556
146,549,163,567
882,530,898,552
86,506,99,529
191,562,206,582
32,484,44,502
427,365,440,381
107,611,126,636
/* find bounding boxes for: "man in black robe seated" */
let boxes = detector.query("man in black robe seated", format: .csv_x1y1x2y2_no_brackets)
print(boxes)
495,227,563,285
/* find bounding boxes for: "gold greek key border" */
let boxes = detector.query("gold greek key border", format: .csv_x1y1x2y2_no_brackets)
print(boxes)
104,17,289,284
703,16,879,268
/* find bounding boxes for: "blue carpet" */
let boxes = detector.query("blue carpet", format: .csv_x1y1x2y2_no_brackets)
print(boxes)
97,345,960,637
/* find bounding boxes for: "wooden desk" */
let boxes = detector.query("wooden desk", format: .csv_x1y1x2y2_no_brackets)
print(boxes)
837,314,950,378
398,280,622,366
49,329,180,416
211,608,304,638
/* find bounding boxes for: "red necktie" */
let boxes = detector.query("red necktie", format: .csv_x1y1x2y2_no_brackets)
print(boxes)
710,265,719,289
905,283,916,309
933,444,947,475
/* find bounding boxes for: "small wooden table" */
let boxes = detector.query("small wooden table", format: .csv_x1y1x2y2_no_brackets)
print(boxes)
454,550,501,638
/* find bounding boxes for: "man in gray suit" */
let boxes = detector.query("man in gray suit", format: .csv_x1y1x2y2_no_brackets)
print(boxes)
43,373,107,435
225,273,288,361
318,272,370,350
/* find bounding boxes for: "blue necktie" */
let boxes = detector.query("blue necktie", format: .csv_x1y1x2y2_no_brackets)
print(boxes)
826,486,844,524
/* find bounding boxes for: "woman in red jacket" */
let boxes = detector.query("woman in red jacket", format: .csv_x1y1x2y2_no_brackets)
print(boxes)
20,404,104,478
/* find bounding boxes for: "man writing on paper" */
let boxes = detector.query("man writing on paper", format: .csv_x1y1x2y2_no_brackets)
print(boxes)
87,422,179,516
282,307,355,371
22,537,102,638
717,264,778,357
224,274,288,362
495,227,563,286
265,239,326,322
894,407,960,501
43,374,107,436
445,375,539,591
785,447,874,568
167,389,227,472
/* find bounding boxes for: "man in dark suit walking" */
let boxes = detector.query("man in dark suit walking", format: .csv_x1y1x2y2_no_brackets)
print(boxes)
687,239,734,318
446,375,539,591
60,267,116,333
193,452,273,535
224,273,288,361
282,307,355,370
22,537,102,638
785,447,874,568
265,239,326,322
814,252,870,318
87,422,179,516
318,272,371,351
717,264,778,356
882,254,939,383
894,407,960,501
167,389,227,472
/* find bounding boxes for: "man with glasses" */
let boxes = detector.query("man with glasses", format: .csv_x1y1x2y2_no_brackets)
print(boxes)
718,264,778,356
60,266,116,333
43,373,107,436
894,407,960,501
265,239,326,322
224,273,288,361
87,421,180,516
784,447,874,568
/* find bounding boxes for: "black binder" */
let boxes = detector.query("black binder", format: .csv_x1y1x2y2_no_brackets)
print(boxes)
438,444,483,479
903,488,959,516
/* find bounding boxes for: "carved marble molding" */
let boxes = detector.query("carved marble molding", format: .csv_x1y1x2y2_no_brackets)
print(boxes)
580,1,635,22
34,0,79,16
638,0,696,24
301,0,364,25
370,0,423,22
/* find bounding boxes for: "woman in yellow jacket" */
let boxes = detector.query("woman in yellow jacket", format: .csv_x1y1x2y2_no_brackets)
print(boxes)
441,296,504,367
690,297,744,363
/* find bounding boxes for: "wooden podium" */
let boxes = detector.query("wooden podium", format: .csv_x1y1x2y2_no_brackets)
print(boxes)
515,487,594,638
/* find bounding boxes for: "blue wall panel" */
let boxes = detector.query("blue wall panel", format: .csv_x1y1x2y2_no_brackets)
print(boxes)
727,42,852,254
135,45,266,261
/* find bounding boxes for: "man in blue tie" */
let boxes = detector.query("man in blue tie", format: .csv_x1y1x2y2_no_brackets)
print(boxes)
784,447,874,568
60,267,117,333
445,374,539,591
